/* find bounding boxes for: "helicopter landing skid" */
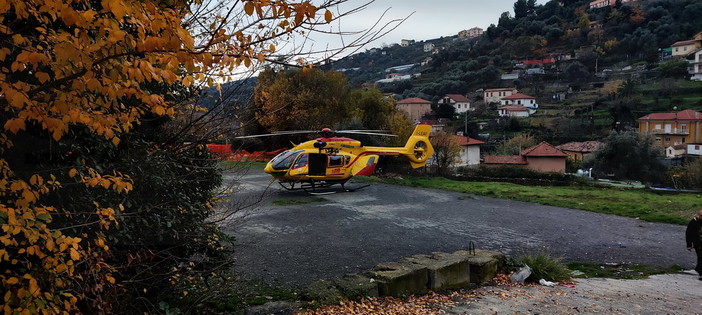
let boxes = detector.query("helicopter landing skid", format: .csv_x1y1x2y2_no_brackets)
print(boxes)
278,180,369,194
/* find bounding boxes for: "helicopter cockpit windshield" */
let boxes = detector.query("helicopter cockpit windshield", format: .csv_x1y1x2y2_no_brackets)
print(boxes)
270,150,303,170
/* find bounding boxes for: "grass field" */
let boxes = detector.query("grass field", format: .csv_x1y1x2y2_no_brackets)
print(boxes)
362,176,700,225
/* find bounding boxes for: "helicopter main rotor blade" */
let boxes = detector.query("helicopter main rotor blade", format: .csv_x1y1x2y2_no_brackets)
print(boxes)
338,130,391,133
338,130,398,137
235,130,318,139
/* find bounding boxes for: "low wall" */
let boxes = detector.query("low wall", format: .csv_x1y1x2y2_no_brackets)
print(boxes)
303,249,505,304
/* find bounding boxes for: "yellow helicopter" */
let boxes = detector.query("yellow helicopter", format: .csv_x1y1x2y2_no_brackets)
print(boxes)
236,124,434,193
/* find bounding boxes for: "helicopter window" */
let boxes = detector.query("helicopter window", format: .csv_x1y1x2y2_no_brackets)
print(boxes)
344,156,351,165
271,150,303,170
328,155,344,167
293,154,308,168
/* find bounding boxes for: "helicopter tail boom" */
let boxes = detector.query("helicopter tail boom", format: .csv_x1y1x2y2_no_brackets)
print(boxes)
361,124,434,169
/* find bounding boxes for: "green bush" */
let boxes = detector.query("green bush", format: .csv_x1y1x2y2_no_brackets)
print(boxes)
511,247,572,282
457,165,579,183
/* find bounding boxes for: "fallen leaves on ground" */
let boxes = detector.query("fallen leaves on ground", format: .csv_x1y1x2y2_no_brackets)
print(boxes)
299,273,576,314
300,291,465,315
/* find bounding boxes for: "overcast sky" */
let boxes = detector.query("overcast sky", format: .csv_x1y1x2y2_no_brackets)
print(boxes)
289,0,548,60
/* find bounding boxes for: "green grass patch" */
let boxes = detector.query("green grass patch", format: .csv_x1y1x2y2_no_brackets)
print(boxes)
567,262,684,280
272,197,326,206
510,247,571,282
366,176,699,224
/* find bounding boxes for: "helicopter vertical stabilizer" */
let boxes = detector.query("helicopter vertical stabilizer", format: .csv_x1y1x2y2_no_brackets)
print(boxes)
403,124,434,168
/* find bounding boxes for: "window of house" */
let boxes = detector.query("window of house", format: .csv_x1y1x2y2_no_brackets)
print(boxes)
683,137,686,143
696,145,700,150
654,124,661,130
656,138,661,142
681,124,687,132
664,137,671,141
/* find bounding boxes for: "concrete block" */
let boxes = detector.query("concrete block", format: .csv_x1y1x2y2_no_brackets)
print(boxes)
402,253,470,291
367,261,429,297
453,249,506,284
333,274,379,299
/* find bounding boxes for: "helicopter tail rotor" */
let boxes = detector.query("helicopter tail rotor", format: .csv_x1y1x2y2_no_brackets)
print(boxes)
402,124,435,168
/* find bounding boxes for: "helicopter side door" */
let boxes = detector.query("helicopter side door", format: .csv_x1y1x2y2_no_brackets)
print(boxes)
308,153,327,176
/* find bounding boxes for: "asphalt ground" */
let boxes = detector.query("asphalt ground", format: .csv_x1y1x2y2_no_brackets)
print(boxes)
220,172,696,289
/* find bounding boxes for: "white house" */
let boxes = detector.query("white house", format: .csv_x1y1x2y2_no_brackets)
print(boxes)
687,143,702,156
438,94,472,113
498,106,531,118
500,93,538,109
423,43,435,53
691,49,702,81
455,136,484,166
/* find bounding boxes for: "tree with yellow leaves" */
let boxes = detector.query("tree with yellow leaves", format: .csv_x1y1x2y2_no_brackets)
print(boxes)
1,0,397,312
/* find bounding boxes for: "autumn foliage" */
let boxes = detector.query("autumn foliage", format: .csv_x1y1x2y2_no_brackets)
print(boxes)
1,0,337,312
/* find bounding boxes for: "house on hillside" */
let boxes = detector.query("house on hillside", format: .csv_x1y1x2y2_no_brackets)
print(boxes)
556,141,602,162
637,109,702,148
483,142,567,173
691,49,702,81
688,143,702,156
438,94,472,113
455,136,484,166
423,43,435,53
672,40,700,58
396,98,432,122
400,39,415,47
458,27,484,39
589,0,637,9
484,88,518,104
500,93,538,109
666,144,686,158
497,106,531,118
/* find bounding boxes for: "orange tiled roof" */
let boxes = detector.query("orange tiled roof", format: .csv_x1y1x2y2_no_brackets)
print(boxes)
483,156,528,165
638,109,702,120
556,141,602,153
397,97,431,104
445,94,471,102
520,142,568,157
452,135,484,146
672,40,697,47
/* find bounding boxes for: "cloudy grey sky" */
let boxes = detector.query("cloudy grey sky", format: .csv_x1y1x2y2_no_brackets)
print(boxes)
291,0,547,60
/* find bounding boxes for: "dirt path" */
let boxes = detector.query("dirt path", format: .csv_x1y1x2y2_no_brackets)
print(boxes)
446,271,702,314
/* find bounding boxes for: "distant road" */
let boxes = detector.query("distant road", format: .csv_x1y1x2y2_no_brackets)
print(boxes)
221,172,694,287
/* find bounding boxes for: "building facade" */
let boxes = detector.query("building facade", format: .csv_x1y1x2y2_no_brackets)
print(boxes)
638,109,702,148
484,88,517,104
396,97,432,122
500,93,538,109
438,94,472,113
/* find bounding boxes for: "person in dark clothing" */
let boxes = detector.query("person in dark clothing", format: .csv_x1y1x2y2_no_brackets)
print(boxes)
686,209,702,280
